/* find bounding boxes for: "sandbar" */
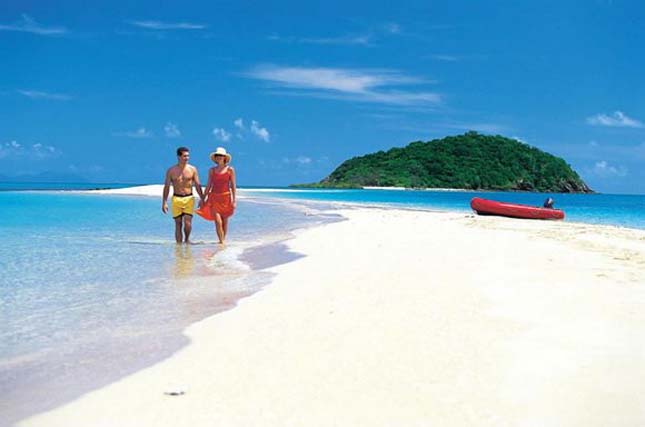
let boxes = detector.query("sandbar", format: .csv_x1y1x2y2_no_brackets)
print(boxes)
19,206,645,426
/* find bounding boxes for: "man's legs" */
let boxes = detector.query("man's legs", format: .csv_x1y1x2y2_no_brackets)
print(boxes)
183,215,193,243
174,215,183,243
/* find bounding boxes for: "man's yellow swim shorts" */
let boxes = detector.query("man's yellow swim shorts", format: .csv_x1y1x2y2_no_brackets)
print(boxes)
171,194,195,218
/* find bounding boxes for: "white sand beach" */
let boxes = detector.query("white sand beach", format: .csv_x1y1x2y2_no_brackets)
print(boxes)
85,184,167,196
19,199,645,426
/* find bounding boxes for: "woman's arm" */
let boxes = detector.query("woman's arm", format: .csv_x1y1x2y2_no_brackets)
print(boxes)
229,167,237,207
203,168,213,202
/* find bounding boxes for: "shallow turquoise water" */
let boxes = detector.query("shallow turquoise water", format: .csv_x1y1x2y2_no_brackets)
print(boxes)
243,188,645,230
0,190,329,425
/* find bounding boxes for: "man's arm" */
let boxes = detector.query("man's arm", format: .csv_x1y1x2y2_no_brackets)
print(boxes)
193,166,205,202
162,168,171,214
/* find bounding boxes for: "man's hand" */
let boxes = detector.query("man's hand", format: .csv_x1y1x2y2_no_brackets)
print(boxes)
162,201,168,214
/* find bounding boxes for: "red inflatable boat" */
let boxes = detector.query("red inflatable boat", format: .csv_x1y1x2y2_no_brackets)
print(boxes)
470,197,565,220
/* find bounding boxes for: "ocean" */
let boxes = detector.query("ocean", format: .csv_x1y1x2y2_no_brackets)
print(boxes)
0,188,337,426
243,188,645,230
1,184,644,425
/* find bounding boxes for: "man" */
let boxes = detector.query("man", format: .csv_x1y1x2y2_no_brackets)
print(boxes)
162,147,205,243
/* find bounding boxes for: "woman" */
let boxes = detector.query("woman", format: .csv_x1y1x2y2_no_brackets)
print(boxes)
199,147,236,244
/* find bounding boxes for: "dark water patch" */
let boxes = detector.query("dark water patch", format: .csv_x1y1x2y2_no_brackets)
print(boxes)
240,242,306,271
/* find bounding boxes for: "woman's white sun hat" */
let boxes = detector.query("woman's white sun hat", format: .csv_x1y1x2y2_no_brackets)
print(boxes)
209,147,232,163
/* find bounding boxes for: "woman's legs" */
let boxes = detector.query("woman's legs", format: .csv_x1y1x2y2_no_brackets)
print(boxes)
213,211,225,244
222,216,229,240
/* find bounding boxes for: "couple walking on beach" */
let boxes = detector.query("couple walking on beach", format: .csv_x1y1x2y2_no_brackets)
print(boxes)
162,146,236,244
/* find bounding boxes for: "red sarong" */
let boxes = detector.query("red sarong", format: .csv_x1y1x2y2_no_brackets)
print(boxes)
196,192,234,220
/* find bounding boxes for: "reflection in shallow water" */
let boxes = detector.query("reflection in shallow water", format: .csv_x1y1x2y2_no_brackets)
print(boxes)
173,244,195,279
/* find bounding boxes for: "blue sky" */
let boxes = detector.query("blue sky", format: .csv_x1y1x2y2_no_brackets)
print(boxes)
2,0,644,193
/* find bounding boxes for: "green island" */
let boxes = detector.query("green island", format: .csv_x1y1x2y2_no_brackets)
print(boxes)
294,132,592,193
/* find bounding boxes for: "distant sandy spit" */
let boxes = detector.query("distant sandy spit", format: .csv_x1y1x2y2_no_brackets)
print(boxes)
20,208,645,427
86,185,171,197
85,185,469,196
84,185,334,197
362,186,407,190
362,186,470,191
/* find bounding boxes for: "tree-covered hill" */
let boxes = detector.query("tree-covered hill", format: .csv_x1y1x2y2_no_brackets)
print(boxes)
294,132,592,193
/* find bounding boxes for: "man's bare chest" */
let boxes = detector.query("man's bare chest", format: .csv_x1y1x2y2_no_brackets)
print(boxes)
171,168,194,184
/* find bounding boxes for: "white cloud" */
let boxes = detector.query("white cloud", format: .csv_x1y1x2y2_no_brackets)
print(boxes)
127,128,153,138
32,143,57,158
282,156,313,166
249,65,415,92
213,128,231,142
592,160,627,178
430,54,459,61
270,23,400,47
586,111,643,128
0,140,58,159
128,20,206,30
0,14,67,35
282,156,312,165
229,117,269,142
18,90,72,100
164,122,181,138
113,127,153,138
250,120,270,142
385,23,401,34
268,33,371,46
427,53,488,62
246,65,440,106
0,141,18,158
300,34,372,46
